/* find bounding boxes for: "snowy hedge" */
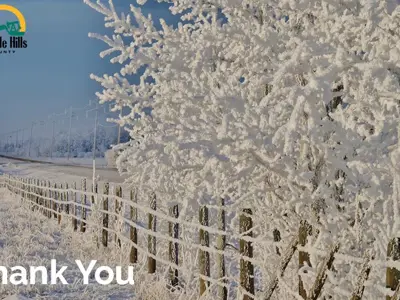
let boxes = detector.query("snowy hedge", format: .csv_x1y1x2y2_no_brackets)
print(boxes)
86,0,400,297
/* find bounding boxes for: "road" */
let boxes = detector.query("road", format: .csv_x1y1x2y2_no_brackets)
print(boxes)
0,155,125,183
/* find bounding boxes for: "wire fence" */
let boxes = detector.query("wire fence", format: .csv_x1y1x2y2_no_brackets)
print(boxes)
1,174,400,300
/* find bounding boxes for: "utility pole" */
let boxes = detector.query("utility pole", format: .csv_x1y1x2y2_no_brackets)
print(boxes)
86,101,100,188
117,124,121,144
28,122,34,157
21,128,25,151
51,120,55,159
6,135,10,153
67,106,73,160
15,130,18,149
92,105,99,188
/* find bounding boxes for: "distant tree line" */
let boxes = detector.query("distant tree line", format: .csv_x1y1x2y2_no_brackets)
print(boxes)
0,126,130,158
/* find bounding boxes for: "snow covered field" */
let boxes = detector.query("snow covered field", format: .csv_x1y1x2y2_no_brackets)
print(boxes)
0,188,136,300
0,158,124,184
0,156,108,168
15,157,108,168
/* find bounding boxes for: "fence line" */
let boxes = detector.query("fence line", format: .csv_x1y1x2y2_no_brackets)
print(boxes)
1,174,400,300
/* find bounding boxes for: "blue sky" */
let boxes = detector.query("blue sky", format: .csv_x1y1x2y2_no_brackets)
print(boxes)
0,0,178,136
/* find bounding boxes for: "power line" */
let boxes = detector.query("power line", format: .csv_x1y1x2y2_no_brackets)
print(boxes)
0,100,124,161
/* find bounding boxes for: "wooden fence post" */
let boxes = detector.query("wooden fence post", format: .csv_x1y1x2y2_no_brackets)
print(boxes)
72,182,78,231
102,182,109,247
12,176,16,196
45,181,49,217
27,178,30,209
42,180,46,215
19,177,22,200
80,178,87,232
19,178,22,199
56,183,62,225
169,204,179,287
13,177,18,195
240,208,254,300
36,180,40,214
61,183,65,224
47,180,52,218
24,177,27,204
30,178,35,211
19,177,22,198
53,183,58,219
19,177,24,202
148,192,157,274
43,180,46,215
299,220,313,299
18,177,21,197
91,182,98,204
387,238,400,300
65,183,69,215
390,282,400,300
38,180,43,215
115,186,122,247
31,178,34,208
350,250,374,300
40,180,45,216
34,179,37,210
39,180,42,214
13,176,16,196
306,243,340,300
39,180,42,212
24,178,27,200
217,198,227,300
264,235,299,300
91,181,100,248
273,229,282,256
35,179,39,210
199,205,210,296
130,189,138,264
21,178,25,201
32,179,36,209
28,178,31,204
42,180,46,214
28,178,33,204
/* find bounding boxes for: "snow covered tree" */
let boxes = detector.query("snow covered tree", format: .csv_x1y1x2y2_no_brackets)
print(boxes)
86,0,400,297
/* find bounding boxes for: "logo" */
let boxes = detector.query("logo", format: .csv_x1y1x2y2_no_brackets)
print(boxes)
0,5,28,54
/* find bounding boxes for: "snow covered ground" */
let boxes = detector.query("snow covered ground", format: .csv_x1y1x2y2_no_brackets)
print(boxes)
0,158,124,184
0,154,108,168
13,157,108,168
0,188,136,300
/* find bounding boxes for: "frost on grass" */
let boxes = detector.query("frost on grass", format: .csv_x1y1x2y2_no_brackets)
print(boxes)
85,0,400,298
